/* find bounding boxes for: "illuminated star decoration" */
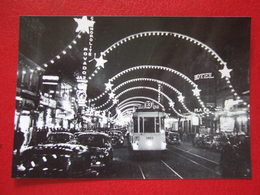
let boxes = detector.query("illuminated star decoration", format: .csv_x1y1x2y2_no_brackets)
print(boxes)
94,55,107,69
74,16,95,34
169,101,175,108
178,94,185,102
113,98,119,105
219,64,232,78
192,87,201,96
105,81,113,91
109,92,115,99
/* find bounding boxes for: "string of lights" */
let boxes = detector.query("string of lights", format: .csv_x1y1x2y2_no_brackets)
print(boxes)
85,29,247,107
117,96,165,110
41,32,82,69
100,86,191,118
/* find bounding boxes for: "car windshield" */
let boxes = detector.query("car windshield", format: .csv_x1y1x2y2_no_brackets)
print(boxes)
47,133,73,144
77,134,107,147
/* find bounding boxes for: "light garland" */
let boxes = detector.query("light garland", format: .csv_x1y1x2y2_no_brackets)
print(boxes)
117,96,165,110
88,65,202,104
100,86,193,118
42,32,82,69
111,77,198,114
117,103,143,112
87,30,248,107
92,72,208,114
118,101,145,110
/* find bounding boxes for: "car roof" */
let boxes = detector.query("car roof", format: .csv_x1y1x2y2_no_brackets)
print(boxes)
48,132,74,136
76,131,110,138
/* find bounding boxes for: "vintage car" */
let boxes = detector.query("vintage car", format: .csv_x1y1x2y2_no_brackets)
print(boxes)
15,132,94,178
75,132,113,172
46,132,75,144
166,131,181,145
193,134,213,149
203,135,214,149
211,134,229,151
108,130,125,147
193,134,205,147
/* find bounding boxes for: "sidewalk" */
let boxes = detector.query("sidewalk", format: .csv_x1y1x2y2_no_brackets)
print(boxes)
173,141,221,164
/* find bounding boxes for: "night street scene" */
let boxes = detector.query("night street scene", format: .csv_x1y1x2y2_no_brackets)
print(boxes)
12,16,251,179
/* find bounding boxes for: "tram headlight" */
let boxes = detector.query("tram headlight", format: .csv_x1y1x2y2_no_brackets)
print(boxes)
132,142,139,150
146,140,152,147
134,136,140,141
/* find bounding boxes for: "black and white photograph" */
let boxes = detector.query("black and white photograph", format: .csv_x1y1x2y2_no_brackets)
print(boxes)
12,16,251,179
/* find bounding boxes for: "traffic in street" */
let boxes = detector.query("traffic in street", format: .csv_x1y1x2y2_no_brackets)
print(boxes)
13,16,251,179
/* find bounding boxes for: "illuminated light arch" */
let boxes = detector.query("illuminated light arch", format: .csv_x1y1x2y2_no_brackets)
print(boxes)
94,75,206,114
88,66,207,112
102,31,225,66
113,78,181,96
100,86,192,118
87,31,248,106
121,110,134,117
111,97,165,120
41,32,82,69
88,30,226,82
117,96,165,110
109,65,196,87
118,101,144,110
112,78,201,113
117,103,143,112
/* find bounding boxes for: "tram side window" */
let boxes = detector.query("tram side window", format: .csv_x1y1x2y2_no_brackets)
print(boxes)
140,117,143,133
133,117,138,133
155,117,160,133
144,117,155,133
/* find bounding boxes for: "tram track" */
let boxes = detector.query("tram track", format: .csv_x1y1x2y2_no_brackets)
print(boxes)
160,160,184,179
138,164,146,179
172,146,219,165
166,150,221,176
136,157,184,179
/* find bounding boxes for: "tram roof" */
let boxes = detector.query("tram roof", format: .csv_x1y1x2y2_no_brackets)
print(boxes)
133,109,166,117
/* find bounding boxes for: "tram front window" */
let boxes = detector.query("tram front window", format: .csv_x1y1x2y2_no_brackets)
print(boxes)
144,117,155,133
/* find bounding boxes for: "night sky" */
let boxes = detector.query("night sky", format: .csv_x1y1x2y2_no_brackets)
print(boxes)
19,16,250,113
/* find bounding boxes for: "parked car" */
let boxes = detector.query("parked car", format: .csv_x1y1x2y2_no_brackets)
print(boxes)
203,135,214,149
211,134,229,151
15,132,93,178
46,132,76,144
166,131,181,145
193,134,205,147
75,132,113,173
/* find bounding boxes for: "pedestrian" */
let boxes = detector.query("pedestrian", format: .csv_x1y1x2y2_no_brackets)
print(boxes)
14,128,25,156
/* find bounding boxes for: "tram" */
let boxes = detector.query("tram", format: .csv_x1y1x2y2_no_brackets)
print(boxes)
128,102,167,151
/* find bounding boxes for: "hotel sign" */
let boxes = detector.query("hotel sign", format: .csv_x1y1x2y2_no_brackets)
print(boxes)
194,72,214,81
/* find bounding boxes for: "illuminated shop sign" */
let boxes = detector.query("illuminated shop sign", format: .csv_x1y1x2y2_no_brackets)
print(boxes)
42,75,59,81
40,96,57,108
